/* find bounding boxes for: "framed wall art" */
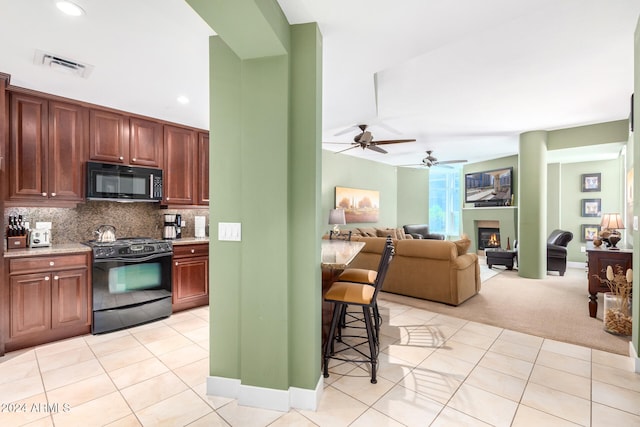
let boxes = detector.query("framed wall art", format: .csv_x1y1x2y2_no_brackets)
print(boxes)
581,198,601,217
581,173,601,192
335,186,380,223
581,224,600,242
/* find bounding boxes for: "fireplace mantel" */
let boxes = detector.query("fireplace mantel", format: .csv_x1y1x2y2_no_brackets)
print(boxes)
462,207,518,253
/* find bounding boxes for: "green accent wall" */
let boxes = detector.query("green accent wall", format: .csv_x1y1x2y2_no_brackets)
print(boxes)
397,167,430,226
321,150,398,231
557,159,623,263
189,0,322,393
321,151,430,232
632,14,639,366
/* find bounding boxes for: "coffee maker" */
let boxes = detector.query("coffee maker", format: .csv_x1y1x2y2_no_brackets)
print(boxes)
162,214,181,239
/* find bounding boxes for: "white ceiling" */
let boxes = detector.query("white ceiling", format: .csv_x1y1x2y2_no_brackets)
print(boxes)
1,1,638,167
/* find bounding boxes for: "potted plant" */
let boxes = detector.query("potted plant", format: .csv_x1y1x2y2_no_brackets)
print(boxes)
594,265,632,335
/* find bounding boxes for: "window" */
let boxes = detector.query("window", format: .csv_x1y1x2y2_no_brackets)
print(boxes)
429,167,461,236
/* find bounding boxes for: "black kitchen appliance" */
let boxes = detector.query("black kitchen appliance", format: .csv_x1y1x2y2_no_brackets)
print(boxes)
84,237,173,334
86,161,163,202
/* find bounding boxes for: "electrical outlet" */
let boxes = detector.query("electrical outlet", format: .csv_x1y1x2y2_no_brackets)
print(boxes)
580,246,586,253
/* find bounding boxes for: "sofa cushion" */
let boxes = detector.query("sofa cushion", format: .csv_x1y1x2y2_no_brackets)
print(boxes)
396,239,456,261
454,238,471,255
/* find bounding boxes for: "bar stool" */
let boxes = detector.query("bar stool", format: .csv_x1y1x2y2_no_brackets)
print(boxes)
336,237,393,331
323,238,394,384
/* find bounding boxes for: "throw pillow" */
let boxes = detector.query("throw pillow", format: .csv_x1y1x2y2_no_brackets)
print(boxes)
396,227,406,240
454,238,471,255
376,228,398,239
358,227,377,237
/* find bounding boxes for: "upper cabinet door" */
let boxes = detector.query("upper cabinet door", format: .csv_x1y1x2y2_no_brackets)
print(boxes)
197,132,209,205
164,125,196,205
48,101,87,201
89,109,129,164
9,93,48,199
129,117,163,168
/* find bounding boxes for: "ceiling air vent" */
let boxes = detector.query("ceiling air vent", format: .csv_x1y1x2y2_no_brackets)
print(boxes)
34,49,94,78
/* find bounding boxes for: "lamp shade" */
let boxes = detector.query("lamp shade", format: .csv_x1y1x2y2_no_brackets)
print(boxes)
600,213,625,229
328,209,346,225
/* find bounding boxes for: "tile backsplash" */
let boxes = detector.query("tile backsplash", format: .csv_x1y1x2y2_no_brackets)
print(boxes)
4,202,209,244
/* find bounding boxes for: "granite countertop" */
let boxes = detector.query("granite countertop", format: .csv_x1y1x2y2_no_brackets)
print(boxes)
3,238,210,258
4,243,91,258
170,237,209,245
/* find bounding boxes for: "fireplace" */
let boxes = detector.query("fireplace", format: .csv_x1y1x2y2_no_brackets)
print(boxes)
478,227,501,250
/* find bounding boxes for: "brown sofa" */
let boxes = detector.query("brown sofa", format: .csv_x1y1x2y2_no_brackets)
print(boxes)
347,236,481,306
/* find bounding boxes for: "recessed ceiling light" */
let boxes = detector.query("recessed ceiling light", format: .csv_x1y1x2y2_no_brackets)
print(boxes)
177,95,190,105
56,1,85,16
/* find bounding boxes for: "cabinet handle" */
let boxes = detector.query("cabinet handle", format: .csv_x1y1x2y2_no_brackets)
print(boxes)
175,261,179,266
45,276,50,281
54,276,59,280
132,158,136,162
51,192,56,197
191,249,195,254
42,192,47,197
119,156,124,161
49,261,55,266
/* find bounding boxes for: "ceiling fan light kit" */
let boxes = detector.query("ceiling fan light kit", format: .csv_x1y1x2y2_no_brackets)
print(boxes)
400,150,468,168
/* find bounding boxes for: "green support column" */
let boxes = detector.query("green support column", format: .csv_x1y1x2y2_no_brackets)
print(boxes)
518,131,547,279
188,0,323,411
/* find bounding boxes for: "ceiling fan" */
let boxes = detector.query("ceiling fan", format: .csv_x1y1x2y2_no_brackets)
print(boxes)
324,124,416,154
401,150,468,168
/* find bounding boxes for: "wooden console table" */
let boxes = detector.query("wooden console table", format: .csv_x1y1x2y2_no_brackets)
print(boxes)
586,247,632,318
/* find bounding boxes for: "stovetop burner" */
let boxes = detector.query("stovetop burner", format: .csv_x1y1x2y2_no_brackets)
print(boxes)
84,237,172,259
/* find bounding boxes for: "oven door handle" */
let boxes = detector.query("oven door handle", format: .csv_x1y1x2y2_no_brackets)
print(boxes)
93,253,172,263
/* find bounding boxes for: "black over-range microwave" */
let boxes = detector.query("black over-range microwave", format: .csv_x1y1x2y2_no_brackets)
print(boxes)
86,161,163,202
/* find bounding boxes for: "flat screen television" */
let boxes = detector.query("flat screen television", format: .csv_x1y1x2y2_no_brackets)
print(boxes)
465,167,513,206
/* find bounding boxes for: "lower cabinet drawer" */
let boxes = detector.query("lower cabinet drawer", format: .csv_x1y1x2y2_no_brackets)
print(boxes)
9,254,88,275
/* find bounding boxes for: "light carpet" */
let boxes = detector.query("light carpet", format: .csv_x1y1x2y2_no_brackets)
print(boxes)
379,262,630,355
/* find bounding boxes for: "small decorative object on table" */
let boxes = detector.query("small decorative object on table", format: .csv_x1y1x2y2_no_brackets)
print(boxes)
594,265,632,335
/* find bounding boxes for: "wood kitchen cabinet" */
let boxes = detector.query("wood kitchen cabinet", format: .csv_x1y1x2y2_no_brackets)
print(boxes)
4,253,91,352
164,124,197,205
172,243,209,312
8,93,86,204
89,110,164,168
197,132,210,205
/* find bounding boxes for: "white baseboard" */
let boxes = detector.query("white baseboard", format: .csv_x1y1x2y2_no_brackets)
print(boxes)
567,261,587,269
630,342,640,373
206,375,323,412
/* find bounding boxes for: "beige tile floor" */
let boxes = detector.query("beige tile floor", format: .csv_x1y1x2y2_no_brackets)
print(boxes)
1,297,639,427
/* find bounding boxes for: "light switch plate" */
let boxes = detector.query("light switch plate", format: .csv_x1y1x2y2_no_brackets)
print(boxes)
634,216,638,231
218,222,241,241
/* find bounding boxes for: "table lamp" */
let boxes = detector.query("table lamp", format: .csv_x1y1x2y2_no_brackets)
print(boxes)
328,208,346,239
600,213,624,249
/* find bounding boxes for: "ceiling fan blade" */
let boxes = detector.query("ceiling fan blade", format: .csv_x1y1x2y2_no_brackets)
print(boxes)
367,145,388,154
437,160,467,165
372,139,416,145
398,163,426,167
333,124,359,136
335,145,358,154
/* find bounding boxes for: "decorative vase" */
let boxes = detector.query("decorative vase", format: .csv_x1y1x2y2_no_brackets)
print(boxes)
603,292,632,335
593,238,602,247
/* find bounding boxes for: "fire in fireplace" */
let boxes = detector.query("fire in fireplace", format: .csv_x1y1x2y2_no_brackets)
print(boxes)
478,227,501,250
